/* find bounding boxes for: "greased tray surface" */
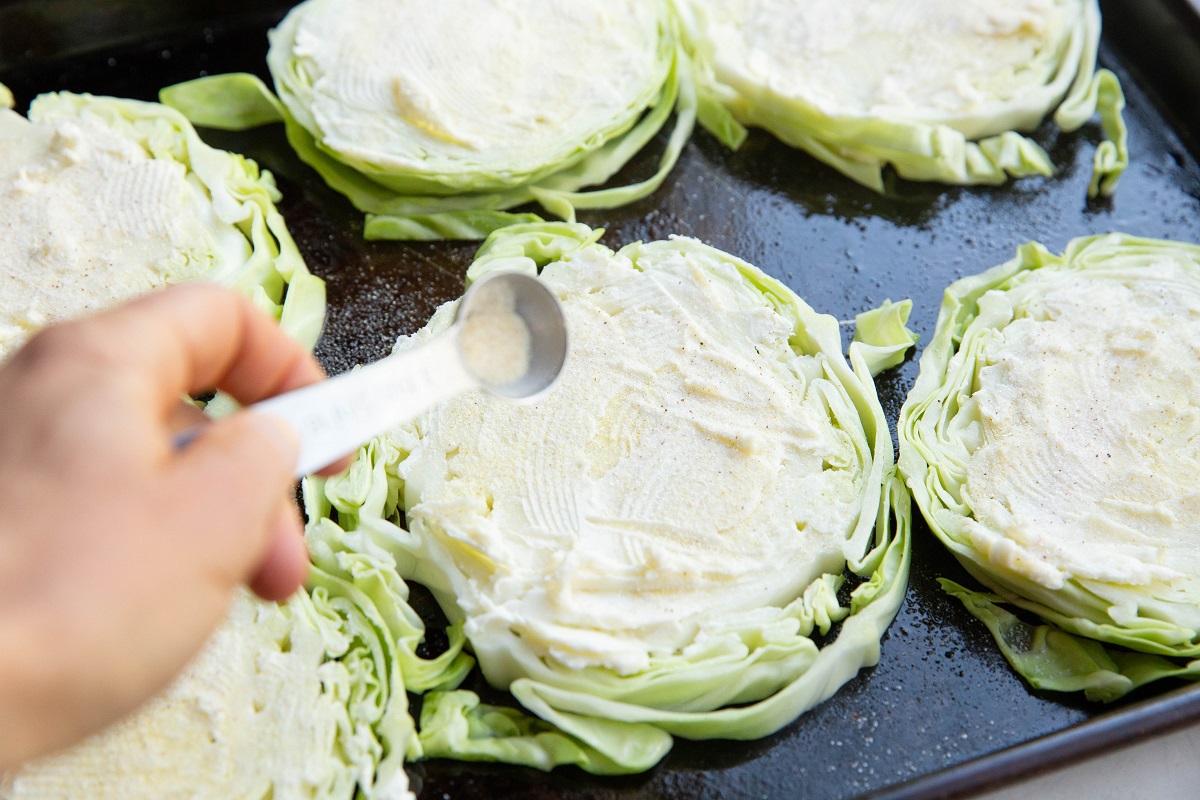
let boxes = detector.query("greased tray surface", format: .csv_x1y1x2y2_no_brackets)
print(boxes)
2,3,1200,798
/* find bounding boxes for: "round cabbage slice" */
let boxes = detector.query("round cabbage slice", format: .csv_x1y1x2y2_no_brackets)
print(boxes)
161,0,696,241
305,223,911,774
899,234,1200,702
677,0,1127,197
0,86,324,358
0,593,389,800
0,559,445,800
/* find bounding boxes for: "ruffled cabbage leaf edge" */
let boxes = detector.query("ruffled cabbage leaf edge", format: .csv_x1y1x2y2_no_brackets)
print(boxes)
675,0,1128,199
158,7,697,242
10,87,326,350
297,221,912,777
898,233,1200,702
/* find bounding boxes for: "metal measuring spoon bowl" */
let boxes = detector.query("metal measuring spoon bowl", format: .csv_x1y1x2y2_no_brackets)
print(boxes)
220,271,569,477
455,271,568,401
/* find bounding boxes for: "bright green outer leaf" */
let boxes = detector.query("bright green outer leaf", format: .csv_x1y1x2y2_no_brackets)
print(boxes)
302,461,479,796
363,212,544,243
159,73,285,130
852,298,919,376
676,0,1127,197
160,1,696,241
417,691,660,776
302,223,911,773
1056,67,1128,198
939,580,1200,703
24,91,324,349
899,234,1200,701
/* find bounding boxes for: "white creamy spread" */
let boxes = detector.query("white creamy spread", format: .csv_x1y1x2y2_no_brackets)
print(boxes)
0,105,250,358
960,259,1200,598
283,0,667,177
0,593,365,800
697,0,1077,121
400,245,866,677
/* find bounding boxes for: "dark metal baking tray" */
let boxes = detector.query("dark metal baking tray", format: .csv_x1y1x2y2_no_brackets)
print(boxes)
2,1,1199,797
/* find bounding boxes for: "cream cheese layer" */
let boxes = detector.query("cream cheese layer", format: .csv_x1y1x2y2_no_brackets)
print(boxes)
0,106,249,357
399,244,867,677
281,0,667,178
700,0,1078,122
961,260,1200,597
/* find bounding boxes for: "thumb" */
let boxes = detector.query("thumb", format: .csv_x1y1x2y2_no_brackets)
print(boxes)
248,501,310,602
168,412,301,591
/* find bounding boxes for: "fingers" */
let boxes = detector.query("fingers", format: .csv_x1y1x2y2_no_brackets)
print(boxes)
77,283,326,413
167,412,301,592
248,503,310,601
166,400,207,434
44,285,332,601
315,453,354,477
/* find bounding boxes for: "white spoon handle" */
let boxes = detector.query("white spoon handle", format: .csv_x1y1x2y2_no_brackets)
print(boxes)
251,332,472,477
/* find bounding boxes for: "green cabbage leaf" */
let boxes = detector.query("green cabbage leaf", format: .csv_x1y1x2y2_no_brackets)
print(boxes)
677,0,1127,198
1,88,324,350
161,0,695,240
852,298,919,376
1,591,389,800
302,222,911,774
899,234,1200,701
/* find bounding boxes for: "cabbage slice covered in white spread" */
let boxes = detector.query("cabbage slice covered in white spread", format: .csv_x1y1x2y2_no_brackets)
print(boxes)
0,86,411,798
0,86,324,358
1,594,371,800
677,0,1127,197
900,234,1200,702
161,0,695,240
303,223,911,773
0,551,445,800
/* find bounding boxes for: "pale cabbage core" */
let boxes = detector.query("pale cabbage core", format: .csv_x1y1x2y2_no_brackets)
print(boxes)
0,107,250,358
702,0,1077,121
399,245,865,677
959,261,1200,596
286,0,666,175
1,594,358,800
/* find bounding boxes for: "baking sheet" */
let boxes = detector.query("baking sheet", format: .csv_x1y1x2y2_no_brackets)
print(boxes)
2,2,1200,797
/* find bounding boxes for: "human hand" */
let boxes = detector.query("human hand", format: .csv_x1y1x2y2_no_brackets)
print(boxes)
0,284,340,770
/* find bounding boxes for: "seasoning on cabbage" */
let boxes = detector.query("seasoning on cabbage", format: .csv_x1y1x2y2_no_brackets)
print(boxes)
676,0,1127,198
160,0,695,241
0,86,324,357
0,593,396,800
303,222,913,774
899,234,1200,702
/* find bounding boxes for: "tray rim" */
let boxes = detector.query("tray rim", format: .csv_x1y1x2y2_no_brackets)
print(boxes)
859,682,1200,800
3,2,1200,798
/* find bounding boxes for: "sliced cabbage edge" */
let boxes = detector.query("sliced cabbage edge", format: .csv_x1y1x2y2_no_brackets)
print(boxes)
24,90,325,350
301,222,911,774
852,298,919,376
2,591,375,799
939,579,1200,703
898,233,1200,702
160,32,695,241
677,0,1127,198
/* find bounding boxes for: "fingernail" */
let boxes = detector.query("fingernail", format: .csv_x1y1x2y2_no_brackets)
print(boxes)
249,413,301,469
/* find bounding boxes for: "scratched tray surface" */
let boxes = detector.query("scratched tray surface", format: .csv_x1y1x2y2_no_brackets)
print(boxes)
2,8,1200,800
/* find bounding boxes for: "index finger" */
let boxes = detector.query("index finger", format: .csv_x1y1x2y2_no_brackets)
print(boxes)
78,283,326,412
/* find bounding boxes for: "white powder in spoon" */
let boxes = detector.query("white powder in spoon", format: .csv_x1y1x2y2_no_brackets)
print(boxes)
459,290,532,387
